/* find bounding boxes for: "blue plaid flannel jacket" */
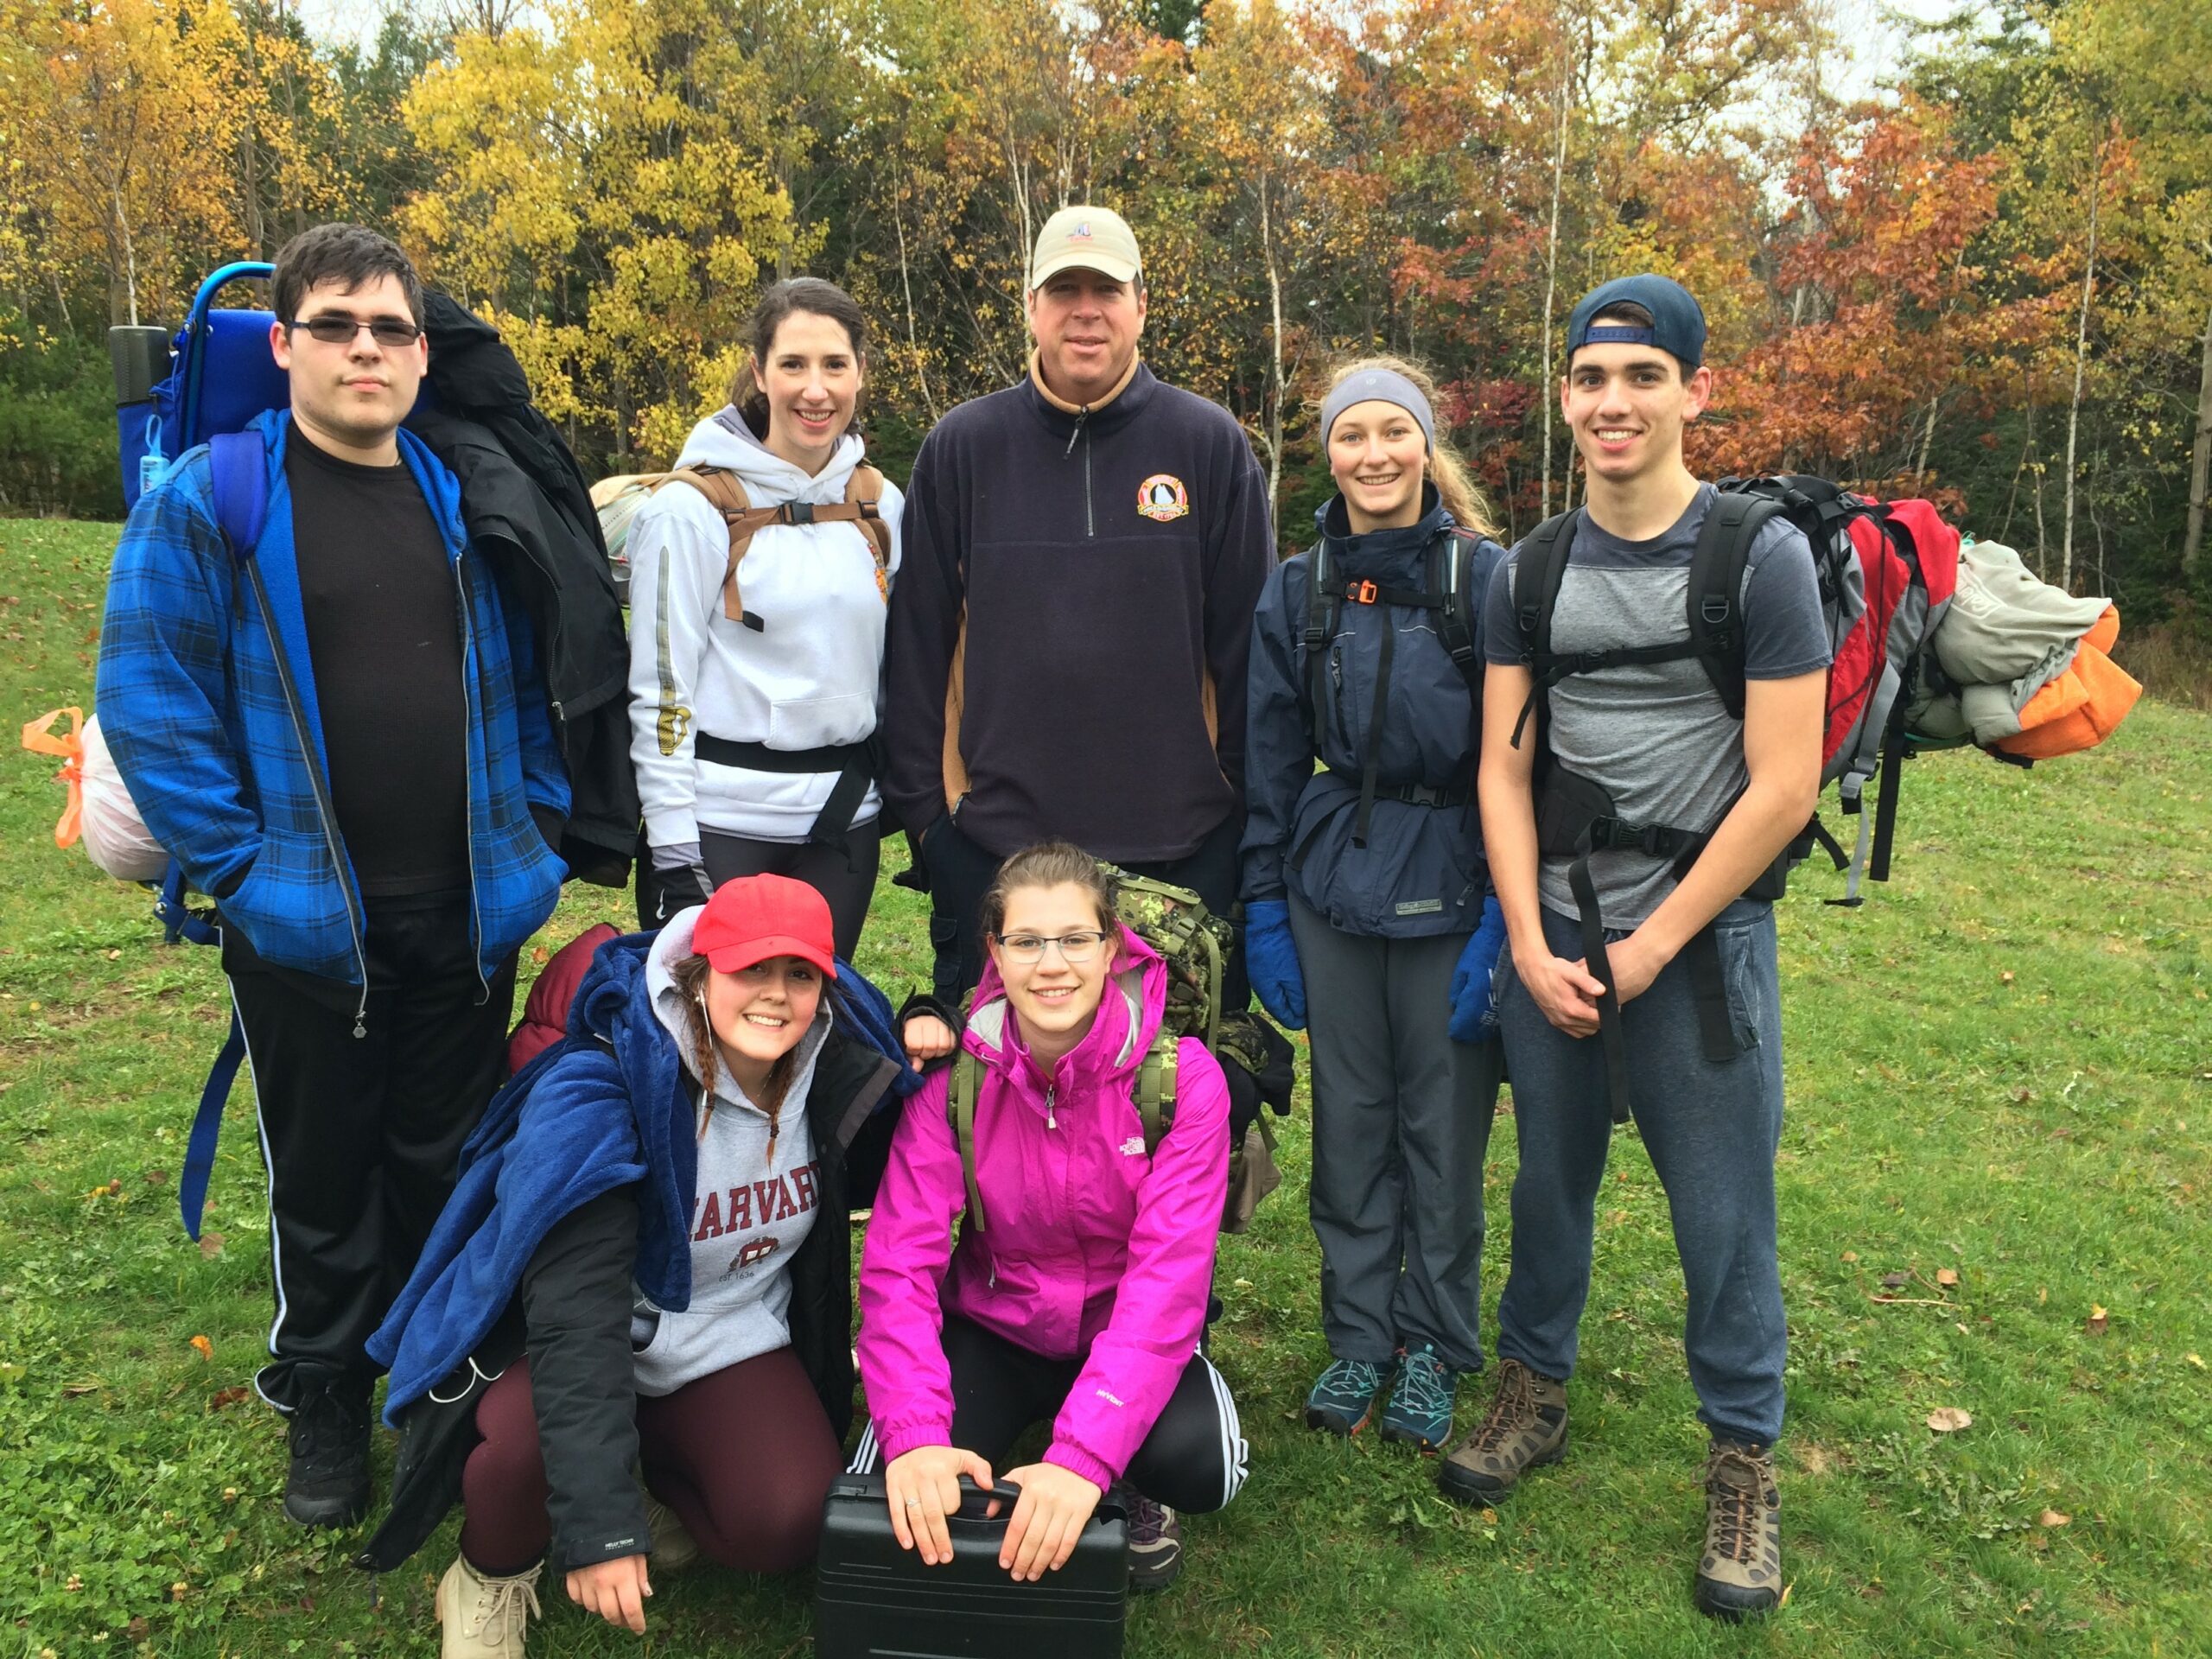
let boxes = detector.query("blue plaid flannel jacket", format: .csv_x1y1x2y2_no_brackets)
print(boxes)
96,410,569,989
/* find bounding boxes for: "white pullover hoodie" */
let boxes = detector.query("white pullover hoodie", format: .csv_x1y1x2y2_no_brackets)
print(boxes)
627,409,905,845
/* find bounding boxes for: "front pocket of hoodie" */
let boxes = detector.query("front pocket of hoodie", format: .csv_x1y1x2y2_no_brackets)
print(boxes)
767,692,874,750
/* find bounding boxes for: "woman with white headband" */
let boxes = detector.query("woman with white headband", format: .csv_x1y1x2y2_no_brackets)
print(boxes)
1240,357,1510,1453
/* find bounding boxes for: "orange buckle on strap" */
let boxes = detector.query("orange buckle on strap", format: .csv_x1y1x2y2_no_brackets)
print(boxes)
1346,579,1379,604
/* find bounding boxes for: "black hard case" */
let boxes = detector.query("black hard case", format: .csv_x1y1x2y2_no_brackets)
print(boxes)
814,1472,1128,1659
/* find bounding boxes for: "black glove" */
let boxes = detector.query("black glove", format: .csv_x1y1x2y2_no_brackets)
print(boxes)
1214,1010,1296,1142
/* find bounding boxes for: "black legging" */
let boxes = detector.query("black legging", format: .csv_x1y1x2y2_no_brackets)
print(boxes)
853,1315,1249,1516
635,818,881,959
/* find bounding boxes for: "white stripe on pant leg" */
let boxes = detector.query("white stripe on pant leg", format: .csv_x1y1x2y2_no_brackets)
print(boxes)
848,1421,879,1474
230,976,292,1413
1199,1354,1249,1509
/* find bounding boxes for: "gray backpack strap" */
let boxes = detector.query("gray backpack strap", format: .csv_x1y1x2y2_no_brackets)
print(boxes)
947,1050,987,1234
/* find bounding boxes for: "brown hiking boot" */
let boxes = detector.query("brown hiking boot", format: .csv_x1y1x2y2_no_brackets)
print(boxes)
1694,1440,1783,1621
1436,1358,1567,1503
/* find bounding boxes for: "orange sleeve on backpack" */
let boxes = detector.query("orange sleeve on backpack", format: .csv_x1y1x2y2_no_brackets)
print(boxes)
1997,641,2140,760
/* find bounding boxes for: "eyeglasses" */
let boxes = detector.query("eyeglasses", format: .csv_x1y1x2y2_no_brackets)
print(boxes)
991,930,1108,965
288,313,423,348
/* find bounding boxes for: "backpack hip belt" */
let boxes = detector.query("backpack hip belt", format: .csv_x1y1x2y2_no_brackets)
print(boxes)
1319,768,1470,810
693,733,884,857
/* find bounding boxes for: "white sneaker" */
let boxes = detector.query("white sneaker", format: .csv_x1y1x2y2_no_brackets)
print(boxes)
436,1556,541,1658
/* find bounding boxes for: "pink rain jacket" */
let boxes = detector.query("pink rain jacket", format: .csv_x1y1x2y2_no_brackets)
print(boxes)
856,931,1229,1491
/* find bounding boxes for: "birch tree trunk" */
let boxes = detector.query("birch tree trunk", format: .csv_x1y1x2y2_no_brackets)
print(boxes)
1538,35,1571,518
1259,176,1285,529
2185,305,2212,576
2061,139,2102,592
893,198,939,423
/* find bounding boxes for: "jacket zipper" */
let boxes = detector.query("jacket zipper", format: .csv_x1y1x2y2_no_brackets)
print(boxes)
1063,410,1094,538
453,556,493,1007
244,562,370,1036
1045,1084,1057,1130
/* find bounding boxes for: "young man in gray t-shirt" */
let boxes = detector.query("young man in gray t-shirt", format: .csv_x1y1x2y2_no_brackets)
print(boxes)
1440,276,1830,1622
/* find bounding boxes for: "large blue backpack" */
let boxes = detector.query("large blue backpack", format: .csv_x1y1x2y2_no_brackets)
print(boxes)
113,262,296,1240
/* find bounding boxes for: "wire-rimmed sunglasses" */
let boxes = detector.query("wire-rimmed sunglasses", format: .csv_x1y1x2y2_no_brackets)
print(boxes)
990,930,1109,965
287,313,423,348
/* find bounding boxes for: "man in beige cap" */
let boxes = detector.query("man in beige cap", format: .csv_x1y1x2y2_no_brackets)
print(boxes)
880,211,1273,1586
886,205,1273,1007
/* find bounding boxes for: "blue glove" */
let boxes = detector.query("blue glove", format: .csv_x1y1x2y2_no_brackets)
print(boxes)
1244,899,1307,1030
1448,895,1508,1045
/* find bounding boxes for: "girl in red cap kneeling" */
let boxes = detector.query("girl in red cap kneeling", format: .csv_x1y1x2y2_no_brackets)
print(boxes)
365,874,919,1656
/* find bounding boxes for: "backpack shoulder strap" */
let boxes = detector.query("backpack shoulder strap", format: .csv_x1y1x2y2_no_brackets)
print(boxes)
207,430,269,563
947,1049,988,1234
1298,541,1338,754
1687,489,1783,721
655,466,773,632
1509,511,1577,750
1134,1031,1180,1154
844,463,894,573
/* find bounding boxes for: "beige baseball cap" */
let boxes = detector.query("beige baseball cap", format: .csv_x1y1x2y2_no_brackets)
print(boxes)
1029,206,1142,289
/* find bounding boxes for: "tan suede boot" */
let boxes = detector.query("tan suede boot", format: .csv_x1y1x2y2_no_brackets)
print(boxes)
1693,1440,1783,1621
435,1556,542,1659
1437,1358,1568,1503
645,1493,701,1573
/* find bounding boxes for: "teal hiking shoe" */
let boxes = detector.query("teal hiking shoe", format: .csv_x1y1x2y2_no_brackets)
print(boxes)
1379,1343,1460,1451
1305,1357,1390,1436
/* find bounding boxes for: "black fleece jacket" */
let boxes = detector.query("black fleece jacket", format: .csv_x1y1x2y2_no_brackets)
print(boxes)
882,360,1274,864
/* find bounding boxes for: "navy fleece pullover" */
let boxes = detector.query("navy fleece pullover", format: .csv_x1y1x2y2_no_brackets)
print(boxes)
883,361,1274,863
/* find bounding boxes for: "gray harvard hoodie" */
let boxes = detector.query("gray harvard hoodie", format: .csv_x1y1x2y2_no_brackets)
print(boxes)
632,907,828,1396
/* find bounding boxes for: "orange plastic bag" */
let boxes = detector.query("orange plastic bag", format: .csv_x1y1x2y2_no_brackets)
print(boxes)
21,707,85,848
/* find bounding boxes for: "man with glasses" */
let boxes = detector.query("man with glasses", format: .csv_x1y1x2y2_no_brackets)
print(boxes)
99,223,569,1529
883,206,1274,1001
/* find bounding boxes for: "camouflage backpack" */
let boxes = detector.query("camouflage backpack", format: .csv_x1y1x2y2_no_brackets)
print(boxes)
950,869,1278,1234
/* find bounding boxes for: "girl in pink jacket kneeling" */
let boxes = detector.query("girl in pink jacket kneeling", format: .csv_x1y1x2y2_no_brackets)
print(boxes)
854,841,1249,1594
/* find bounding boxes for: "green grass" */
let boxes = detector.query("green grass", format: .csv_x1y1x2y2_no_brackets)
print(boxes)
1,514,2207,1658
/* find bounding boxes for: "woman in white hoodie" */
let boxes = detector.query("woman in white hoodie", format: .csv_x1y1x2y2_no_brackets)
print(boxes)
628,278,904,954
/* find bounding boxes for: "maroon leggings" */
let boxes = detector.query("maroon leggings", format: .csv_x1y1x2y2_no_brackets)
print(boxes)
461,1347,842,1576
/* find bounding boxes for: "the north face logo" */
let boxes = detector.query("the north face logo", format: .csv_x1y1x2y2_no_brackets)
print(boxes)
1119,1135,1146,1157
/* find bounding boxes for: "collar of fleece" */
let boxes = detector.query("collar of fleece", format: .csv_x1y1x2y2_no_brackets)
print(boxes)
961,925,1168,1095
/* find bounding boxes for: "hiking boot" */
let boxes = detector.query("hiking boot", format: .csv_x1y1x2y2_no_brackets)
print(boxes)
436,1556,542,1658
1379,1343,1460,1452
1123,1493,1182,1592
1437,1358,1567,1503
1304,1357,1391,1437
1694,1440,1783,1621
283,1371,372,1528
644,1493,700,1574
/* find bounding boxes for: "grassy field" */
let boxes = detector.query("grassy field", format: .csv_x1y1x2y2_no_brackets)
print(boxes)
1,513,2207,1659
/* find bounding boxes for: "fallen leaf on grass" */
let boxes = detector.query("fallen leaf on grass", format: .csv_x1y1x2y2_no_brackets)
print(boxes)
2000,970,2015,985
188,1335,213,1360
2085,1306,2108,1337
60,1381,101,1398
1882,1271,1910,1288
209,1387,251,1410
2187,1353,2205,1370
198,1232,225,1259
1798,1446,1835,1475
2038,1510,2071,1529
143,1168,167,1185
2012,1087,2032,1103
1927,1407,1974,1433
1841,1250,1859,1263
1936,1268,1960,1287
531,945,550,964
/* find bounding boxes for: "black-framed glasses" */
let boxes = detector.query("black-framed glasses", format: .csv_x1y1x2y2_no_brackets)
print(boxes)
288,313,423,347
992,930,1108,965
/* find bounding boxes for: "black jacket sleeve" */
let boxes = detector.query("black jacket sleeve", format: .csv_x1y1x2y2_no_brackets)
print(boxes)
519,1186,652,1572
1202,429,1277,810
1239,556,1314,905
883,429,963,834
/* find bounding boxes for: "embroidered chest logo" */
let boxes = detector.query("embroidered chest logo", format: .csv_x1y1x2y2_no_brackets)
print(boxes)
1119,1135,1146,1157
1136,474,1190,521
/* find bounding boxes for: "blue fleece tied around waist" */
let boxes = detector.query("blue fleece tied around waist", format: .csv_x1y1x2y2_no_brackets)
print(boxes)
371,931,920,1424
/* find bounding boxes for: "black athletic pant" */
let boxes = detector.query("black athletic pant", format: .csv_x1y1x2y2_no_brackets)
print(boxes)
921,810,1249,1008
633,818,882,961
226,894,516,1411
852,1315,1249,1516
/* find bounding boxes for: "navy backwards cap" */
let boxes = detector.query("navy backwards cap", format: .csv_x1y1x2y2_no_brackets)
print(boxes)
1566,274,1707,370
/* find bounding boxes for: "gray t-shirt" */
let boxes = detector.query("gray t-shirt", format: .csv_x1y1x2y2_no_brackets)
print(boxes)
1483,486,1832,928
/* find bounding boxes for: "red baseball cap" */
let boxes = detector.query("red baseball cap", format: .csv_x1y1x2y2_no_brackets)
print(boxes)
690,874,838,978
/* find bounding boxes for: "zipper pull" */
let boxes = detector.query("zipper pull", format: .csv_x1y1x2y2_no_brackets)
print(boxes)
1045,1085,1056,1130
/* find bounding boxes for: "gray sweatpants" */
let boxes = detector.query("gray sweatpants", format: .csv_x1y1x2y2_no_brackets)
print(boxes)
1289,893,1504,1373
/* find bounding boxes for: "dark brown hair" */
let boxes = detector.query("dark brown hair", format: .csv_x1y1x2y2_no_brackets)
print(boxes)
978,842,1120,953
670,951,803,1163
272,223,424,327
727,276,869,438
